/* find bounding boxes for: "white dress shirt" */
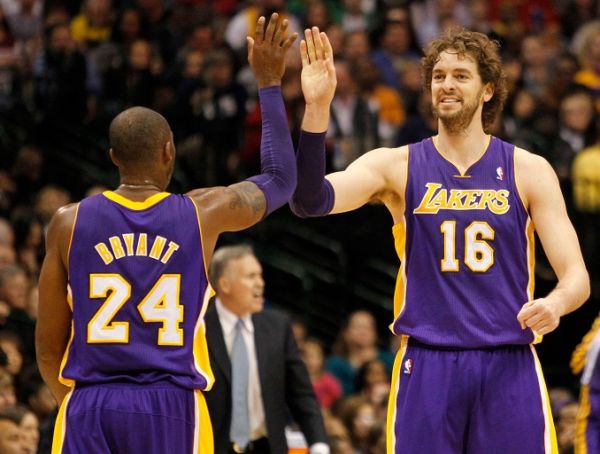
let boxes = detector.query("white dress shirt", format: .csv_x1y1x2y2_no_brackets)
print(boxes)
215,299,267,441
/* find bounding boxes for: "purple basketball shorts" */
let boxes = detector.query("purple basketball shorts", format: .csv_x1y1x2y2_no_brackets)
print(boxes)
52,381,213,454
386,337,557,454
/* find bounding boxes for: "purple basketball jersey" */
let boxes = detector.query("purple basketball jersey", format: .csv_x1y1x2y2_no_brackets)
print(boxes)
60,191,214,390
391,137,536,347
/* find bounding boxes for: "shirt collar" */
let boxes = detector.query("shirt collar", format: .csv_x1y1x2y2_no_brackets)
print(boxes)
215,298,254,334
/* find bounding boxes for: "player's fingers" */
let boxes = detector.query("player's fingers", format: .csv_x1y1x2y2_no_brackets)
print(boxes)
246,37,254,63
300,39,309,67
276,18,289,45
265,12,278,43
254,16,265,44
322,32,334,61
282,32,298,52
312,26,324,60
305,28,317,63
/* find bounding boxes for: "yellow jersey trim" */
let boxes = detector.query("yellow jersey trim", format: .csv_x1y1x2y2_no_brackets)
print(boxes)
51,388,74,454
386,336,409,453
530,346,559,453
102,191,170,210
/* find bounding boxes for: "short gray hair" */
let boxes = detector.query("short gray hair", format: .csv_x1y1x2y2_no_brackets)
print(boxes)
209,245,254,289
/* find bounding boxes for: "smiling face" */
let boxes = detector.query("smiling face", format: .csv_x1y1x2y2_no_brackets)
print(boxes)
431,50,492,134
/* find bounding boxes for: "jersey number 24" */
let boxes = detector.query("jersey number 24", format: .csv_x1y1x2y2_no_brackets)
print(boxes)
87,274,184,345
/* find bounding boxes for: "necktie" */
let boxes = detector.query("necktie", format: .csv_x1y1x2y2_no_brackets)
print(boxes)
230,318,250,450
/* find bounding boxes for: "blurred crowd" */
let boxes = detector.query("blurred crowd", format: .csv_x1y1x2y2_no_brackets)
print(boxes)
0,0,600,453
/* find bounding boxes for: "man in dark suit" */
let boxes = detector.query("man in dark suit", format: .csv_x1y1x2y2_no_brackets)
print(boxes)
205,245,329,454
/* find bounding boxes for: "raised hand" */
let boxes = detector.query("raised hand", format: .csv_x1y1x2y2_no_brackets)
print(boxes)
300,27,336,107
247,13,298,88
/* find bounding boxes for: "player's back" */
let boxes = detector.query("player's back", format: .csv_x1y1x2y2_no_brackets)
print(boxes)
61,191,213,390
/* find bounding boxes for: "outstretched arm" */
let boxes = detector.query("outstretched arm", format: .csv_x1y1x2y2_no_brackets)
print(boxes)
290,27,388,218
516,150,590,335
188,13,297,252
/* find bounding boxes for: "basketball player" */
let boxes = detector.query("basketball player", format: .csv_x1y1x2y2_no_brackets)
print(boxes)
36,13,297,454
291,27,590,453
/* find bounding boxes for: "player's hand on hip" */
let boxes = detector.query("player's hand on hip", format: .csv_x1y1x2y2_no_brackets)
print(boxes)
300,26,337,107
517,298,561,335
247,13,298,88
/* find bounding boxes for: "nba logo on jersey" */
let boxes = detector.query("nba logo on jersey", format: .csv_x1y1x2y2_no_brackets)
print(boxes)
403,358,413,375
496,166,504,181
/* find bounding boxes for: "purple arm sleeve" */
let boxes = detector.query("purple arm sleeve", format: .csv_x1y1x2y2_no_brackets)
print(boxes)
289,131,335,218
246,86,296,217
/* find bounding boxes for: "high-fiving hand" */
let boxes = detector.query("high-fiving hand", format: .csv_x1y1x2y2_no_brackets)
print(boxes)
300,26,336,107
247,13,298,88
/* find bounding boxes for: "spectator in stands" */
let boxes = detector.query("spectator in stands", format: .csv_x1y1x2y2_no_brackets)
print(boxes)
33,185,70,229
371,15,421,92
225,0,301,58
328,60,379,171
135,0,176,66
326,310,393,396
0,331,22,377
102,38,162,116
0,0,42,45
8,405,39,454
573,20,600,112
190,48,247,185
549,88,596,196
572,135,600,289
70,0,114,50
396,91,437,146
0,219,13,247
12,210,43,278
0,408,22,454
17,366,55,428
0,371,16,410
0,267,34,361
33,22,95,124
351,56,405,147
338,395,378,453
561,0,600,40
354,358,390,419
302,337,342,411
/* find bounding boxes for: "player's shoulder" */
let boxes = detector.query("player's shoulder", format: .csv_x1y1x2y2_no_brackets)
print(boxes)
51,203,80,228
513,145,555,175
355,145,409,173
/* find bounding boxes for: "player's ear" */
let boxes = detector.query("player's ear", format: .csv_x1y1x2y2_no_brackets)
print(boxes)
163,141,174,163
483,83,494,102
108,148,120,167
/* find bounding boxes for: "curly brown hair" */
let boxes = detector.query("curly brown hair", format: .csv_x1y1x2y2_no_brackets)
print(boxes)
421,29,508,131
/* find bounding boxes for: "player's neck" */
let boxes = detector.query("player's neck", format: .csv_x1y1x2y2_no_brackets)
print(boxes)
434,125,490,172
114,178,165,201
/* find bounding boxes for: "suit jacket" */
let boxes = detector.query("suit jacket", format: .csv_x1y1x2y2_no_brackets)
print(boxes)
204,304,328,454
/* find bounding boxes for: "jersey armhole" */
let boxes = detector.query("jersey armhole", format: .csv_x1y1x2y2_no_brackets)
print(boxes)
66,203,81,279
512,145,530,216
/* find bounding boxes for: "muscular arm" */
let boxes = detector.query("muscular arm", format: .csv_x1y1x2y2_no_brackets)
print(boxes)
36,204,78,405
515,149,590,334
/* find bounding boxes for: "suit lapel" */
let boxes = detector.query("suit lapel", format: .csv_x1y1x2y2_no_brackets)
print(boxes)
205,306,231,383
252,313,270,392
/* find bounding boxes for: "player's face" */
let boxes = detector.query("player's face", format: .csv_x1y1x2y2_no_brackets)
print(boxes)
431,50,489,133
223,255,265,316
